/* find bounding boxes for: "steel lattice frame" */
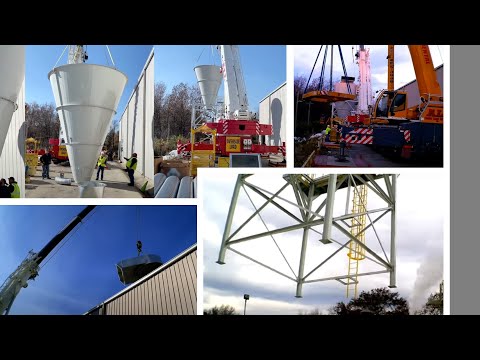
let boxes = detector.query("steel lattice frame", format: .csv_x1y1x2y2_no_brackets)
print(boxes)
217,174,397,298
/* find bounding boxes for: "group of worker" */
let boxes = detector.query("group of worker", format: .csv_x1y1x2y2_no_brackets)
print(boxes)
96,150,138,186
324,124,343,143
0,177,20,198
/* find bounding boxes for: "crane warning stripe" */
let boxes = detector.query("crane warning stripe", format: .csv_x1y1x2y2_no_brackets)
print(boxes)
401,130,411,142
344,135,373,144
349,128,373,135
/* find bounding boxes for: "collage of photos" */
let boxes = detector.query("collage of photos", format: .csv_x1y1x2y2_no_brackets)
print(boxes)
0,44,446,315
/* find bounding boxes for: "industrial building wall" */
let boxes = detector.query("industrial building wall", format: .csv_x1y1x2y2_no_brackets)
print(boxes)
0,80,25,197
398,65,443,109
259,82,286,146
118,49,154,182
87,245,197,315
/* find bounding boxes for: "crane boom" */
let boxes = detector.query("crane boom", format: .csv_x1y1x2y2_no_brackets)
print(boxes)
356,45,373,114
68,45,88,64
0,205,96,315
387,45,394,91
218,45,253,120
408,45,442,99
371,45,443,124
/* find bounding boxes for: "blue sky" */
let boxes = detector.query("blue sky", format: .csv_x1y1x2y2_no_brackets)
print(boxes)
26,45,153,130
294,45,446,93
0,205,196,315
155,45,286,112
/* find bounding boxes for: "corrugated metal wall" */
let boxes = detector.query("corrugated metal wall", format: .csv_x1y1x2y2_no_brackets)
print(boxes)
259,82,287,146
87,245,197,315
0,80,25,197
118,49,154,182
398,65,443,109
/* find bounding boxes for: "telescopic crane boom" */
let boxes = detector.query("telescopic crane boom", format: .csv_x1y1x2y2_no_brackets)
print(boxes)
371,45,443,124
0,205,96,315
218,45,254,120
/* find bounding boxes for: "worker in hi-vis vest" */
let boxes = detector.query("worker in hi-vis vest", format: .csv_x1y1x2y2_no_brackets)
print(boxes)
8,177,20,198
96,151,108,181
325,125,331,142
124,153,137,186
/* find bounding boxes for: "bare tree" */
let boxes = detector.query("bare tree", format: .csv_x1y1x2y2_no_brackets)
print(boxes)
153,81,202,156
153,82,167,139
25,102,60,148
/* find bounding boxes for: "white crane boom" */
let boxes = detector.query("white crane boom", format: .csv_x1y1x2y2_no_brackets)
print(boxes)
218,45,253,120
356,45,372,114
0,252,40,315
68,45,87,64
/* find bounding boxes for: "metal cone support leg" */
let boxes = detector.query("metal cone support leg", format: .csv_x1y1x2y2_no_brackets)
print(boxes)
194,65,222,110
48,63,127,185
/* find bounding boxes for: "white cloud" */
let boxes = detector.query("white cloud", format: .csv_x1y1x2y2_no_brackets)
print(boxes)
294,45,447,91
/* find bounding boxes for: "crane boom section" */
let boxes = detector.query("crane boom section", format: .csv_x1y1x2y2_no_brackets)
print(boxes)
408,45,442,99
219,45,251,120
387,45,394,91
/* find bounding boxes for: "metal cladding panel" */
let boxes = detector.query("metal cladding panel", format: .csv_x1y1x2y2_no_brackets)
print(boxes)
0,79,25,197
133,75,146,175
259,83,287,146
101,247,196,315
144,58,154,181
397,65,443,109
117,49,154,183
119,110,127,162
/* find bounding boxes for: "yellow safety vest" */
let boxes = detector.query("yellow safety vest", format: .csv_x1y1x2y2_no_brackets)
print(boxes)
11,183,20,198
97,155,108,167
126,157,137,171
326,127,331,134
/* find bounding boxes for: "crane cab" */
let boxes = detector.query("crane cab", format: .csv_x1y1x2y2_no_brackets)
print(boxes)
371,90,409,124
372,88,443,125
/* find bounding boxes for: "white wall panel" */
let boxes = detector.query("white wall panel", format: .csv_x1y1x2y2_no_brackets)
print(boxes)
0,80,25,197
118,49,154,182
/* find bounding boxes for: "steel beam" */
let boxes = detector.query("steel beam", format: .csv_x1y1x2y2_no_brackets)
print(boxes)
296,183,314,297
217,175,244,264
389,175,397,288
321,174,337,243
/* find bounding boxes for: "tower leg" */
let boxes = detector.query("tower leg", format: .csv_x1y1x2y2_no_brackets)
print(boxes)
321,174,337,244
389,175,397,288
217,175,244,264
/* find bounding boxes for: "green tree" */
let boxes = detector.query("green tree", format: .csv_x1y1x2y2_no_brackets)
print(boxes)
329,288,409,315
415,291,443,315
204,305,237,315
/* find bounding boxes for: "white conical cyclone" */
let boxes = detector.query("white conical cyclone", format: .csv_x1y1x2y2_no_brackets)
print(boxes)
49,64,127,183
194,65,222,109
0,45,25,155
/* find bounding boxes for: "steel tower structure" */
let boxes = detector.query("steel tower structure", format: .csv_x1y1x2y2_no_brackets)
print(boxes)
217,174,397,297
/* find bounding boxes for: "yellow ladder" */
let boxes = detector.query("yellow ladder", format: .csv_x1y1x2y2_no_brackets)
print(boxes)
346,184,367,298
190,125,217,177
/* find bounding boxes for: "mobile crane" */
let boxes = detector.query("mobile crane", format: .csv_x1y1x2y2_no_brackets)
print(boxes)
343,45,443,160
179,45,286,167
0,205,96,315
0,205,161,314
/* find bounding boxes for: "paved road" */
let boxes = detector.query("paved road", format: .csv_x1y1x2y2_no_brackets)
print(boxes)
25,162,144,198
311,143,442,168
